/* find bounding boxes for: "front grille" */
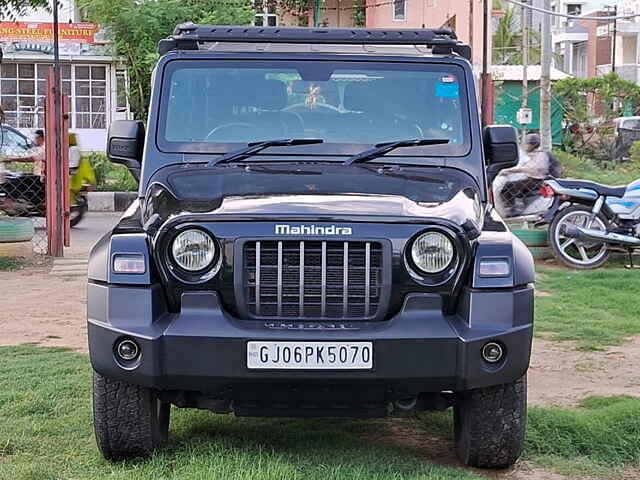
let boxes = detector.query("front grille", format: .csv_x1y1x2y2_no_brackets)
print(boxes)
243,240,384,320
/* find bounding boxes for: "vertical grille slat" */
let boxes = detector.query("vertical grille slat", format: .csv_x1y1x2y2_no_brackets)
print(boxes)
343,242,348,317
277,241,283,317
244,240,384,320
299,241,305,317
365,242,370,317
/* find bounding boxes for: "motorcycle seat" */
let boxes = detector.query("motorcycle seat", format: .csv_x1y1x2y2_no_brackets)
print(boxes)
554,178,627,198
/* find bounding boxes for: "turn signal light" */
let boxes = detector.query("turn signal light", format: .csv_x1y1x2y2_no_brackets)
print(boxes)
113,254,146,274
478,258,510,277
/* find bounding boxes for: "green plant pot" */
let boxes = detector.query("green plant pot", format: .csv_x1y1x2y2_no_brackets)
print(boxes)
0,218,35,243
511,228,548,247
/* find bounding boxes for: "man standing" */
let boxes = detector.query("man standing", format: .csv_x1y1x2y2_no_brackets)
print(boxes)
0,130,46,210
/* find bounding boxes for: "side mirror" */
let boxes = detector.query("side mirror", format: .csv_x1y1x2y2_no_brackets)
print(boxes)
107,120,145,182
483,125,519,184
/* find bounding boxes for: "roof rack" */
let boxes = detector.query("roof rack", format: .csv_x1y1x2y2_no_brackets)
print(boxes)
158,24,472,60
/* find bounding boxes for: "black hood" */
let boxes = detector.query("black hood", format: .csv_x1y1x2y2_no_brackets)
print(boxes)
142,163,483,231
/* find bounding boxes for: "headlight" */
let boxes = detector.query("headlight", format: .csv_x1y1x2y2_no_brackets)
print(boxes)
171,229,216,271
411,231,454,273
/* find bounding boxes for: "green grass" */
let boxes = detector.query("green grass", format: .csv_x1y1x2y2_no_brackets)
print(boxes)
1,346,639,479
526,396,640,476
0,257,23,271
556,150,640,185
535,267,640,350
0,346,483,480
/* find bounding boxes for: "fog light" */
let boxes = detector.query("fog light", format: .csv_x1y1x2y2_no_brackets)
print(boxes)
116,339,139,361
481,342,503,363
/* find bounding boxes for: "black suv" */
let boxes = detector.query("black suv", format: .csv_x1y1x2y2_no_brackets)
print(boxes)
88,25,534,468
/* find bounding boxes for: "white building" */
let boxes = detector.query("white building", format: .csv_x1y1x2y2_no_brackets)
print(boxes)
0,0,130,151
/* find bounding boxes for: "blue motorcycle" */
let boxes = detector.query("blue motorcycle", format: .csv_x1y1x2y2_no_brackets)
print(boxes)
543,178,640,269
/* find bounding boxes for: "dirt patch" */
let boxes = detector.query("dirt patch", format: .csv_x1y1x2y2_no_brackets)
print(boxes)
0,265,88,352
528,337,640,407
364,419,577,480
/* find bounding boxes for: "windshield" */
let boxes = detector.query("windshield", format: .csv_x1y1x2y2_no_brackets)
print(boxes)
158,60,470,157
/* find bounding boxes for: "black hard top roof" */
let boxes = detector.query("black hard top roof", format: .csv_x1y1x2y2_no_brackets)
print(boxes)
158,24,472,61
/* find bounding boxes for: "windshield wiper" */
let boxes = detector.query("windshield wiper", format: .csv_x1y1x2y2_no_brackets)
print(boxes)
207,138,324,167
343,139,450,165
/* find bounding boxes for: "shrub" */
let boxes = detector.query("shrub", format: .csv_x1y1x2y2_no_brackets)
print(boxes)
86,152,137,192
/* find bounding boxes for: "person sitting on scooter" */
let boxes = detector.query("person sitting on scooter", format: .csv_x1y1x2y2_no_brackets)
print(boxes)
499,133,562,217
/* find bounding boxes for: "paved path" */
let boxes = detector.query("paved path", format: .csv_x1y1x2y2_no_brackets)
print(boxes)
50,212,121,277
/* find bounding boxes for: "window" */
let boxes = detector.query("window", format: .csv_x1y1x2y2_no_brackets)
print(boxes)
254,0,277,26
74,65,106,129
0,62,107,130
115,69,129,112
566,3,582,16
393,0,406,20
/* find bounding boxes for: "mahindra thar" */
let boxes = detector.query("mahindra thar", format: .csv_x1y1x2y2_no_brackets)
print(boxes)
88,25,534,468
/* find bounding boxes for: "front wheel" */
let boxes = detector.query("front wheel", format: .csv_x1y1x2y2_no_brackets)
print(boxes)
69,196,87,228
454,376,527,468
549,205,610,269
93,371,170,460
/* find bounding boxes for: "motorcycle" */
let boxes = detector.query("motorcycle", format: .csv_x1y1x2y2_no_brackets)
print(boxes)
0,157,95,228
539,178,640,269
492,157,640,269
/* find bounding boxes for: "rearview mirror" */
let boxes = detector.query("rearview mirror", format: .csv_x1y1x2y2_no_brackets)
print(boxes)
483,125,519,184
107,120,145,182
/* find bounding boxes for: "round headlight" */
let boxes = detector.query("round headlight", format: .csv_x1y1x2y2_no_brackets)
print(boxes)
411,231,455,274
171,229,216,272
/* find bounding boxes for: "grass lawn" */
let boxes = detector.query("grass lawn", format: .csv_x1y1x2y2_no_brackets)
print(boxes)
536,266,640,350
0,257,24,271
557,150,640,185
1,346,640,479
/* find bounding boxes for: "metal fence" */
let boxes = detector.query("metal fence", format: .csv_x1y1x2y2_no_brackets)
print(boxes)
0,169,48,254
492,174,552,219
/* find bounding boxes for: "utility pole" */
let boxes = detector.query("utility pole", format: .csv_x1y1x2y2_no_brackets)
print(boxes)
539,0,552,151
51,0,64,256
612,4,618,73
521,0,529,139
481,0,494,126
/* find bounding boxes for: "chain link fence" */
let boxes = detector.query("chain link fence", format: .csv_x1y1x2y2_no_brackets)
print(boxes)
0,168,48,254
492,173,553,219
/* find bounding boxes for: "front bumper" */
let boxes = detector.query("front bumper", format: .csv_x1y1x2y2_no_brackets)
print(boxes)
88,281,533,398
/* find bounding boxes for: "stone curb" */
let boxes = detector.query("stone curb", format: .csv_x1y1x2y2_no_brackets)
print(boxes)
87,192,137,212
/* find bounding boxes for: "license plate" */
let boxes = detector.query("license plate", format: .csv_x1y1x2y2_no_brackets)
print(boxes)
247,341,373,370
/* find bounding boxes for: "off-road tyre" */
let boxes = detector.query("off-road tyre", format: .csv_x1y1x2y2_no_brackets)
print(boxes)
93,371,170,461
454,375,527,468
548,206,610,270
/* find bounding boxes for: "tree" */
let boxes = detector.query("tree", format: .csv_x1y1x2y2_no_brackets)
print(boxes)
77,0,254,120
553,73,640,159
492,4,541,65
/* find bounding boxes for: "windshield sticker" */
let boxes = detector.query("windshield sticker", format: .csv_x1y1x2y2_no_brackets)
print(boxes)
436,77,460,98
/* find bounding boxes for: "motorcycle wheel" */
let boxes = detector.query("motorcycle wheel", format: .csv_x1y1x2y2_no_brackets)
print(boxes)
70,197,87,228
548,205,610,269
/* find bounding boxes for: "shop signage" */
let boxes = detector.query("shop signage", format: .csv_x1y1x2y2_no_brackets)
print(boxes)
0,22,98,43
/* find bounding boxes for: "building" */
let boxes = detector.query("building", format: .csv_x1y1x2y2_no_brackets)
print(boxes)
553,0,640,83
365,0,492,70
492,65,569,144
0,0,130,151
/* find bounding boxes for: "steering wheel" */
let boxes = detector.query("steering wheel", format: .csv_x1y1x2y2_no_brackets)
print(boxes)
205,123,256,142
